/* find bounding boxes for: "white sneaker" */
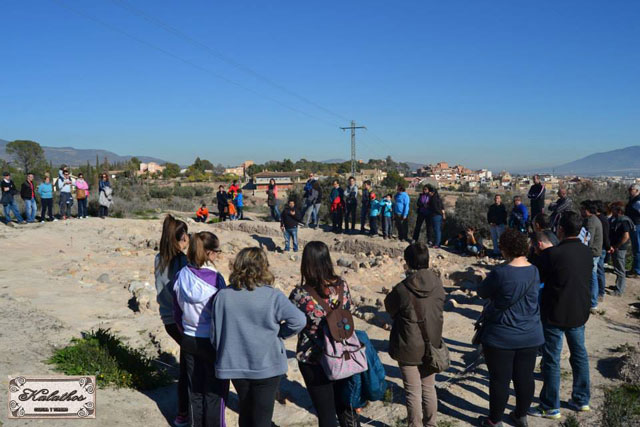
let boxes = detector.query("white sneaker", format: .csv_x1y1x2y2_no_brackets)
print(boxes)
53,218,59,222
40,220,45,223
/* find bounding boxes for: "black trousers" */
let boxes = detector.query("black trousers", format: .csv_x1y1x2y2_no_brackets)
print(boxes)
369,216,378,236
483,345,538,423
40,198,53,220
412,213,431,242
164,324,190,417
394,215,409,240
182,335,229,427
232,376,281,427
99,206,109,217
332,209,344,232
344,202,357,230
299,362,360,427
217,203,227,221
360,205,369,231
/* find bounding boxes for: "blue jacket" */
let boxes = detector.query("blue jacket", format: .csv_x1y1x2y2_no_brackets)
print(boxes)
340,330,387,408
394,192,410,217
369,199,382,217
37,182,53,199
236,193,243,207
382,200,393,217
211,286,306,380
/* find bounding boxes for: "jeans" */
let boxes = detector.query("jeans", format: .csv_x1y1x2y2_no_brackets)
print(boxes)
236,206,243,219
467,244,481,255
40,198,53,221
382,216,392,238
590,256,600,308
597,249,606,297
613,249,627,294
3,200,23,223
232,376,281,427
164,324,190,416
399,364,437,427
484,345,538,423
540,324,590,410
490,224,506,255
412,213,431,242
344,201,357,230
305,202,320,226
299,362,360,427
24,198,37,222
283,228,298,251
181,335,229,427
77,198,88,218
269,204,280,221
369,216,378,236
632,227,640,274
195,216,208,223
59,192,73,217
431,214,443,246
395,215,409,240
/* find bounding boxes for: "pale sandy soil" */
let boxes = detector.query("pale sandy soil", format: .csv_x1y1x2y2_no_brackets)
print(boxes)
0,215,638,426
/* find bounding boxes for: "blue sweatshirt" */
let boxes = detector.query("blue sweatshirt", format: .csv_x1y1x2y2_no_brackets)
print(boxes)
382,200,393,217
37,182,53,199
394,191,410,217
369,199,382,217
211,285,306,380
236,193,243,207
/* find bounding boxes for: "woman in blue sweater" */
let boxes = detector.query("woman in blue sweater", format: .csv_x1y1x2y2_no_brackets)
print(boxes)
212,247,306,427
394,185,410,241
37,175,54,222
476,229,544,427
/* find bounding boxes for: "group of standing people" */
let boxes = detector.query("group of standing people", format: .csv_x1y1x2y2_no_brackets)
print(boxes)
214,180,244,222
1,167,113,224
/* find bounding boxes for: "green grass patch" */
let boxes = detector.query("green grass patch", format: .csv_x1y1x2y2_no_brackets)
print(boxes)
437,420,458,427
47,328,172,390
602,384,640,427
561,413,580,427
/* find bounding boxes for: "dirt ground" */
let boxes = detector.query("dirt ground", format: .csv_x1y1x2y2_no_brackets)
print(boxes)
1,215,638,426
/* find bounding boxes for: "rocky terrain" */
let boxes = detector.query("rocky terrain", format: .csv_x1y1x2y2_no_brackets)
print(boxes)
1,215,639,426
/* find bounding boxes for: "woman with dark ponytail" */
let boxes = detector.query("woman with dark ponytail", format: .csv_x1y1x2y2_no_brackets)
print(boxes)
173,231,229,427
154,214,190,427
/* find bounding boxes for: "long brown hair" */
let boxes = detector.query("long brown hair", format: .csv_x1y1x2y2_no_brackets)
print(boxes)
229,247,274,291
301,241,339,296
187,232,220,268
157,215,188,272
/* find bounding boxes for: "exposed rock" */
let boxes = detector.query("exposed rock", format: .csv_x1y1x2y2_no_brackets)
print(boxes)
618,349,640,385
337,257,351,268
359,262,370,269
381,287,390,295
349,261,360,272
97,273,110,283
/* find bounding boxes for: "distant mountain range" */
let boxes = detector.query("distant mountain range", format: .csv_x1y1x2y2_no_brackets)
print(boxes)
0,139,166,167
537,146,640,177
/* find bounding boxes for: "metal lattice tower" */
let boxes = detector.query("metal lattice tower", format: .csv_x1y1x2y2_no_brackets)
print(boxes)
341,120,366,176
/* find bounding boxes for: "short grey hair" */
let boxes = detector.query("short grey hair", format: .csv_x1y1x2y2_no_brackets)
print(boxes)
629,183,640,192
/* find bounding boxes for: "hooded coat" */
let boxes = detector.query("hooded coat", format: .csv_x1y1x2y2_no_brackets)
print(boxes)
384,269,445,368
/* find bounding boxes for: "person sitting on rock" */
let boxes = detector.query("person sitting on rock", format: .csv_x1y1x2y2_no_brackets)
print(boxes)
384,242,445,427
464,226,484,256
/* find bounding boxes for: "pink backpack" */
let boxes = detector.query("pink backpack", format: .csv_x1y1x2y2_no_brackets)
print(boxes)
304,284,368,381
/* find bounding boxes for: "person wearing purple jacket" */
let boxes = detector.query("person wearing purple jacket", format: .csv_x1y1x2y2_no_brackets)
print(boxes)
173,231,229,427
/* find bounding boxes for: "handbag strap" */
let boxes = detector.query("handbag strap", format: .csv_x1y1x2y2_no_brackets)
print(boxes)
303,281,344,315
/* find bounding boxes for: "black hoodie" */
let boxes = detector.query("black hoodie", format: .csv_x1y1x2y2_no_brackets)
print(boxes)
385,269,445,368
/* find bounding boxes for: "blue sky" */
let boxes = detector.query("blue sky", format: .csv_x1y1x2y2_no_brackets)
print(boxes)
1,0,639,170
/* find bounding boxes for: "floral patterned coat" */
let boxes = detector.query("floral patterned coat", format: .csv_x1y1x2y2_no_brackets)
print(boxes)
288,279,353,365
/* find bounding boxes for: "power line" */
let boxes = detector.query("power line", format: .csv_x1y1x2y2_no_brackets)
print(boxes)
107,0,350,124
51,0,340,129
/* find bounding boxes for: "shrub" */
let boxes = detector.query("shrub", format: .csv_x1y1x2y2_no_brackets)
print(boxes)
444,194,493,239
47,328,172,390
602,384,640,426
149,186,172,199
172,185,197,199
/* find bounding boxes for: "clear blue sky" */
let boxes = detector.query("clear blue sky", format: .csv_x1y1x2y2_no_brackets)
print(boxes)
1,0,639,170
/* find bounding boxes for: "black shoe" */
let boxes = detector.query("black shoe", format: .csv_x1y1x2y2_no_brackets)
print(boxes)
478,416,503,427
509,412,528,427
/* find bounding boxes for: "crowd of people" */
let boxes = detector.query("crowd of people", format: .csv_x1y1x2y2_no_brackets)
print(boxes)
1,167,114,223
153,173,640,426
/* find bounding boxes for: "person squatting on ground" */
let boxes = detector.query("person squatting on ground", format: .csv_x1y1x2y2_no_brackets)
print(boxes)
529,211,592,420
343,176,358,232
154,215,190,427
476,229,544,427
289,241,361,427
385,243,445,427
280,199,303,252
211,247,306,427
196,203,209,223
173,231,229,427
487,194,507,257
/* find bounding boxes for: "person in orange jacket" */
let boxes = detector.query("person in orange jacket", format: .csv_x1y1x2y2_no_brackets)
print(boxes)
196,203,209,223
